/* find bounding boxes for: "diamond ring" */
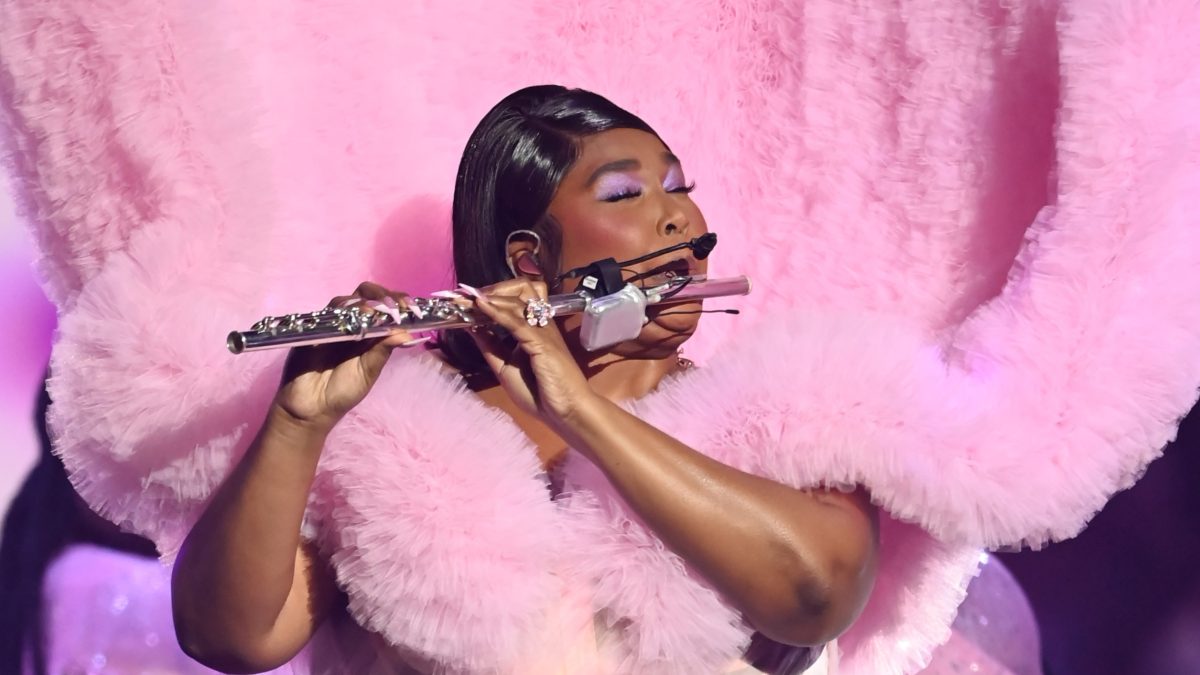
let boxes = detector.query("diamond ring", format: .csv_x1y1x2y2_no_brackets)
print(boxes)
524,298,555,327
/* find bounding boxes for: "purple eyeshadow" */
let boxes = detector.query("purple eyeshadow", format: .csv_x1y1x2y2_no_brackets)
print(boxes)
663,165,686,191
594,173,643,200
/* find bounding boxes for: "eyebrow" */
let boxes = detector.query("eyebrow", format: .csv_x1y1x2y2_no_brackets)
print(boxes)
583,153,682,187
584,159,640,187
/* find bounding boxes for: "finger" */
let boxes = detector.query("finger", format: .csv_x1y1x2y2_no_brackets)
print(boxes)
381,328,422,348
480,277,547,299
371,294,399,310
385,291,412,309
334,298,381,317
474,294,526,333
330,282,410,308
474,294,550,348
354,281,392,301
356,329,429,382
356,337,395,383
466,326,512,375
342,297,403,317
478,278,526,297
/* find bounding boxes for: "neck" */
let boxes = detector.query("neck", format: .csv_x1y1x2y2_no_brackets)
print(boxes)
450,338,685,472
570,343,683,402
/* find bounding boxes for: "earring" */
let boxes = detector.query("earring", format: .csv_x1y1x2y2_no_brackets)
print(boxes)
505,229,543,278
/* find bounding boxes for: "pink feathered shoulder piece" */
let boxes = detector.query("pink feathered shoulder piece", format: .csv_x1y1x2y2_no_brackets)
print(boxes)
2,0,1198,673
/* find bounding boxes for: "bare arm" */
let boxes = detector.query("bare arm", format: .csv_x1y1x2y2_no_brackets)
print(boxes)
172,406,341,673
558,395,879,647
172,283,415,673
469,280,880,647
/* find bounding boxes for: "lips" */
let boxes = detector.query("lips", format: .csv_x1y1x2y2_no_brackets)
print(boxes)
652,257,694,278
668,257,695,275
626,256,699,287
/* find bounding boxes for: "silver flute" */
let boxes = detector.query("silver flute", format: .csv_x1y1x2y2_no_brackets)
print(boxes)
227,274,751,354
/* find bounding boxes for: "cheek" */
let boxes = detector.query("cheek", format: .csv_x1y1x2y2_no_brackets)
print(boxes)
685,201,709,234
555,210,652,268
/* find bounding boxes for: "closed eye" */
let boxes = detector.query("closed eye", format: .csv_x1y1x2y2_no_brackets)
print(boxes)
599,182,695,203
600,188,643,203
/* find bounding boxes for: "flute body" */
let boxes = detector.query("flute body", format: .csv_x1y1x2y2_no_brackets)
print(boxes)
227,274,750,354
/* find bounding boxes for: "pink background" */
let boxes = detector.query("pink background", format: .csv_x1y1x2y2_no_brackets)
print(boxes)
0,171,57,535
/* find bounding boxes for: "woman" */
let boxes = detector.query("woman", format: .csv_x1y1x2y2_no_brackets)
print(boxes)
171,85,879,674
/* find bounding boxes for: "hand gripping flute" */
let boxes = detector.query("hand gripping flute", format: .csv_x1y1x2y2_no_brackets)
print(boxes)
226,273,751,355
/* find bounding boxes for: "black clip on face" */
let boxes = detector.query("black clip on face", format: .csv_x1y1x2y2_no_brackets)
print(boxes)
575,258,626,297
555,232,718,297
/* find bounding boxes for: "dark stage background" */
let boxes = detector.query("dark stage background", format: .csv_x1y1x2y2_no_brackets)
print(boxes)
1001,406,1200,675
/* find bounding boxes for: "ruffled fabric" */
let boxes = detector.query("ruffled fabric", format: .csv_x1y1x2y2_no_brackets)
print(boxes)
304,344,982,675
0,0,273,310
307,355,564,673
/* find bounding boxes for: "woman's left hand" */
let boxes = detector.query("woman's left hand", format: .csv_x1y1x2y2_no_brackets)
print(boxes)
466,278,594,427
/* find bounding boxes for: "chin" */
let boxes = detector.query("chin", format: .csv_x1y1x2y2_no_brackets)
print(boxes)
646,300,703,335
609,339,690,361
610,315,699,359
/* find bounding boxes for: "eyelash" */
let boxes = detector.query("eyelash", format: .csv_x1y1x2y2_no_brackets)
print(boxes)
600,182,697,203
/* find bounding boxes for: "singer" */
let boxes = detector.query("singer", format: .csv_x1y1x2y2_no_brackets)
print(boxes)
170,85,875,673
10,1,1197,672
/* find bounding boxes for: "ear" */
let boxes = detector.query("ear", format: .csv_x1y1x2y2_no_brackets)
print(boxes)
505,231,543,279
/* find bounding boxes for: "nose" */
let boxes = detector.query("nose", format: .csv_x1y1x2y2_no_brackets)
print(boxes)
657,199,690,238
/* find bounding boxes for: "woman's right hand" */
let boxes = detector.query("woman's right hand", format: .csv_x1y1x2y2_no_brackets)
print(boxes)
272,282,423,432
178,286,418,671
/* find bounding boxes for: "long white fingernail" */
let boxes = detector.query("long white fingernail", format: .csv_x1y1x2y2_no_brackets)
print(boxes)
400,336,432,348
338,296,362,308
457,283,484,299
364,300,405,324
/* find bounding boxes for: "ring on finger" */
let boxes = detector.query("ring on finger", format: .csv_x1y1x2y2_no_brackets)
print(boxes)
524,297,555,327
